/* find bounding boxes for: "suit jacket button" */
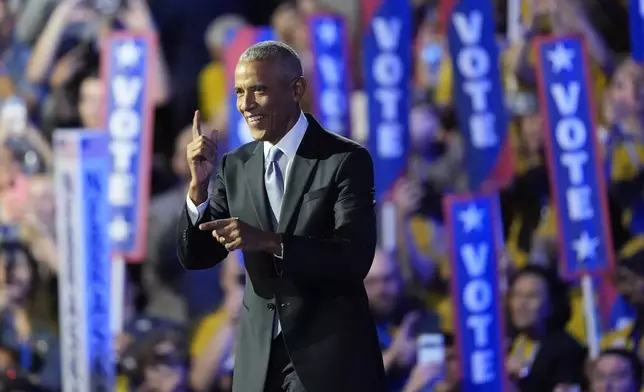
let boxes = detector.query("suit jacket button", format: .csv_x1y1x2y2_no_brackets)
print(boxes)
267,303,276,311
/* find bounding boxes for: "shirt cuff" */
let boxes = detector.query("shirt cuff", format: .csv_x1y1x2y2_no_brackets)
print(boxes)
273,242,284,259
186,194,209,226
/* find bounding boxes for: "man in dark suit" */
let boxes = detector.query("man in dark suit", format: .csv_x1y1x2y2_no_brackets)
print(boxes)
176,41,385,392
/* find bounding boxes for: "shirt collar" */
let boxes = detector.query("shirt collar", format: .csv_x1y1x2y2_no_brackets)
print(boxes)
263,111,308,160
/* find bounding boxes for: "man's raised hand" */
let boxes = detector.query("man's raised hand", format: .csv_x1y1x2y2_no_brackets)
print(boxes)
187,110,218,204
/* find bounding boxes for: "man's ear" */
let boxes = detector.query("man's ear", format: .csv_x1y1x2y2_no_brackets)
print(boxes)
293,76,307,103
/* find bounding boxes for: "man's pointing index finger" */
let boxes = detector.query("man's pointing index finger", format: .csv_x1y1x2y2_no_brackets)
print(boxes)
199,218,235,231
192,110,202,138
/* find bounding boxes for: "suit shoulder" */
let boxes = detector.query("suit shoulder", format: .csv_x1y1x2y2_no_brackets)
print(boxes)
318,128,370,156
220,141,260,165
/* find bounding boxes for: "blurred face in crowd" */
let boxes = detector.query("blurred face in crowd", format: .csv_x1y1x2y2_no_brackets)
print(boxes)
2,248,33,306
0,99,27,137
234,59,306,143
410,105,441,155
444,344,459,385
172,127,193,182
519,113,543,156
271,5,307,49
78,76,104,130
365,250,400,318
591,353,639,392
142,339,186,392
615,266,644,307
29,175,55,225
509,273,551,331
0,2,14,50
607,61,642,122
0,145,17,190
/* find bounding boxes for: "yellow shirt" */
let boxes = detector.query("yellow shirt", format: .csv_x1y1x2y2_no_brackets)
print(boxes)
116,376,129,392
510,333,540,366
198,62,227,123
407,216,453,331
191,307,230,358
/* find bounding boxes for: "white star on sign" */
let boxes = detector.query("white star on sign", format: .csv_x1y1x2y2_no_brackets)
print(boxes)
546,43,575,74
317,21,338,46
572,231,600,262
109,216,131,242
116,40,141,68
458,204,484,233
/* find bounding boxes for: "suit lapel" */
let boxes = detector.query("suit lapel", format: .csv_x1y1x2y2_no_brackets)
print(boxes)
278,118,321,233
244,143,272,232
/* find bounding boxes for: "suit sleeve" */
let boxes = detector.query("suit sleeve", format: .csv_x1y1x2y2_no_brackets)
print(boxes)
176,154,231,270
281,147,377,286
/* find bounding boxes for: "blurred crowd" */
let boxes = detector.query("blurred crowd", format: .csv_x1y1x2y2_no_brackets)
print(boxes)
0,0,643,391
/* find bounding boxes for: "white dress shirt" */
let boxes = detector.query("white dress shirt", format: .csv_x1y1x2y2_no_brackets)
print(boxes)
186,111,309,336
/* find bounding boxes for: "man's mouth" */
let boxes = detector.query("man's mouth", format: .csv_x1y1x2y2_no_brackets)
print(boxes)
247,115,265,125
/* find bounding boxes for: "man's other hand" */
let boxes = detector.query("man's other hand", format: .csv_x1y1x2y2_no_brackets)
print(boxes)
199,218,281,253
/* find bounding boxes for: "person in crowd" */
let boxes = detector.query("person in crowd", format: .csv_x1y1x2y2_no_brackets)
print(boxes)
392,103,464,332
270,2,313,113
506,265,587,392
503,90,549,269
0,241,60,391
116,267,184,391
402,333,460,392
512,0,611,96
28,0,169,135
0,143,29,223
135,329,191,392
602,245,644,358
590,348,643,392
199,14,248,125
604,57,644,234
0,0,39,110
189,252,244,392
365,248,441,392
0,97,51,174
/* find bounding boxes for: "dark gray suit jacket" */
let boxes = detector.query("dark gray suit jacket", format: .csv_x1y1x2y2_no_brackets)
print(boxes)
176,114,385,392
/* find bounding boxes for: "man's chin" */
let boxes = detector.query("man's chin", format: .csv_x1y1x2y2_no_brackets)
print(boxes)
249,128,268,141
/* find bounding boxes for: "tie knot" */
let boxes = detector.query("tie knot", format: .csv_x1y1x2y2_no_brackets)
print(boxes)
267,147,283,163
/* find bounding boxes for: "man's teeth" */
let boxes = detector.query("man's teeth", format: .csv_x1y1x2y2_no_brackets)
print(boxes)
249,115,264,122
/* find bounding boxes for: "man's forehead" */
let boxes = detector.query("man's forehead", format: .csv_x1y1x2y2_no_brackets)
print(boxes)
235,59,282,77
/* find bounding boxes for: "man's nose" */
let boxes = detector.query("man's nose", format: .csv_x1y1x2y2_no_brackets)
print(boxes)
238,93,256,112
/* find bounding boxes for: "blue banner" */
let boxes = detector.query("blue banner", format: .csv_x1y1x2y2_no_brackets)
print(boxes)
444,192,507,392
102,32,155,261
225,27,275,151
54,130,113,392
631,0,644,63
308,14,351,137
362,0,411,202
447,0,513,191
534,35,615,277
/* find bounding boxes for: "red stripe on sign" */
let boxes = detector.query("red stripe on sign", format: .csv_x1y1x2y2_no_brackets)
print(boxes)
360,0,382,33
438,0,456,35
225,27,260,95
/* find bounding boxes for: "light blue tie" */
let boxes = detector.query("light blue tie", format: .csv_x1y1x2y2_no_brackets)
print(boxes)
265,146,285,226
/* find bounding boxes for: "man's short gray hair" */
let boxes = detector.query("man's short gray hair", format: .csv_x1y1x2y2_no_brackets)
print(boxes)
238,41,303,81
